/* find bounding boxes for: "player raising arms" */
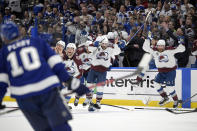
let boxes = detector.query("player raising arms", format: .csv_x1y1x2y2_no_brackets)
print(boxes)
86,35,121,111
143,39,185,108
0,22,90,131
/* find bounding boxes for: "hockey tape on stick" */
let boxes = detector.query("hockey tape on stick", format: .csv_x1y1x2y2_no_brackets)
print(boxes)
126,10,152,46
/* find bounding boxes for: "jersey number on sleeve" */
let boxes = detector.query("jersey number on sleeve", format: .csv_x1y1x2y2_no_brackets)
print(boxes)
7,47,41,77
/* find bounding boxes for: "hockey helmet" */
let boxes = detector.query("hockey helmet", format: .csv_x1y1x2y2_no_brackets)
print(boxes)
95,35,103,42
157,40,166,46
0,22,19,41
107,32,115,40
101,35,108,44
56,40,65,48
66,43,76,50
120,31,129,40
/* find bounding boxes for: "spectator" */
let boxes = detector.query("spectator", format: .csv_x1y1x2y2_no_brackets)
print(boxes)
160,2,172,17
3,7,11,23
124,16,138,35
123,27,145,67
116,5,128,24
80,6,93,25
21,11,33,29
191,39,197,68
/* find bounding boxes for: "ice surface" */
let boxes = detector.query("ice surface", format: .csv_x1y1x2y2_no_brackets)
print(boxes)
0,102,197,131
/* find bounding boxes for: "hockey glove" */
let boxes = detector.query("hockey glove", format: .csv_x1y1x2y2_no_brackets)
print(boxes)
118,40,126,49
66,77,90,96
93,41,100,47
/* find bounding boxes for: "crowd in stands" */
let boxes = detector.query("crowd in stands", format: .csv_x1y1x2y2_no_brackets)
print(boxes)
0,0,197,68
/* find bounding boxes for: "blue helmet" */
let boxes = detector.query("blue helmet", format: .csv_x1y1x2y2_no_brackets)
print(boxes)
0,22,19,41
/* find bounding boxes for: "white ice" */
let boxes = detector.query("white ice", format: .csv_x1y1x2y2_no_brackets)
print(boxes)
0,102,197,131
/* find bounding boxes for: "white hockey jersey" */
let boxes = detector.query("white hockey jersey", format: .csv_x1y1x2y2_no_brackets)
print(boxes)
63,52,83,79
77,41,93,72
88,44,121,72
143,39,185,72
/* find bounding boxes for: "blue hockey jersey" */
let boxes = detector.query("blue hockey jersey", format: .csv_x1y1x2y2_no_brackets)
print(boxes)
0,37,71,99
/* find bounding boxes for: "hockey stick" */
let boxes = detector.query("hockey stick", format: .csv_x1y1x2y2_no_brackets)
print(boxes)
101,104,132,111
102,103,195,113
179,93,197,105
165,108,197,114
63,67,143,96
126,11,152,46
87,52,152,89
0,107,19,116
63,53,152,96
165,93,197,114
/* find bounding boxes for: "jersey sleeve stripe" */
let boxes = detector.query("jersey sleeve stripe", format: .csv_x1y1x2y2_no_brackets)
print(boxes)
0,73,9,84
10,75,60,95
48,55,63,68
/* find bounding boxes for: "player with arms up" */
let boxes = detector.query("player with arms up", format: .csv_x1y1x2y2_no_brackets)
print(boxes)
86,35,121,111
143,39,185,108
0,22,90,131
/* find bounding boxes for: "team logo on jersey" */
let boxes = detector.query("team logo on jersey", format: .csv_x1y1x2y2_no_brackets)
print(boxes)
158,54,169,62
96,52,109,61
65,62,75,76
82,58,92,66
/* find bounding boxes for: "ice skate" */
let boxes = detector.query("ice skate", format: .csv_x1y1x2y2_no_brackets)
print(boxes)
93,102,101,109
68,106,72,110
83,98,90,107
88,102,95,112
74,98,79,106
159,97,169,106
173,100,179,108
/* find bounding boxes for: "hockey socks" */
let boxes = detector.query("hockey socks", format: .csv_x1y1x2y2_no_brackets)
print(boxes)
157,87,169,106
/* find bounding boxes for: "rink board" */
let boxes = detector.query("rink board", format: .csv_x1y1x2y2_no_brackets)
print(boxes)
3,68,197,108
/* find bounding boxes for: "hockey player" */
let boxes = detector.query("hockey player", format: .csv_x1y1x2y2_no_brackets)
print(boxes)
63,43,83,79
143,39,185,108
86,35,121,111
53,40,66,58
0,22,90,131
73,40,94,107
62,43,85,106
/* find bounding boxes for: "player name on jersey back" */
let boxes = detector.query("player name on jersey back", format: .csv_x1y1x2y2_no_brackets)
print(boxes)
7,39,30,52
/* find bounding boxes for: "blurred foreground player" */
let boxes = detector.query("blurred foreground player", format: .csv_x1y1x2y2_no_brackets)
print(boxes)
0,22,90,131
143,39,185,108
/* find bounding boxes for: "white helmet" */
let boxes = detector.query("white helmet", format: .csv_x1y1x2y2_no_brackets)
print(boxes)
95,35,103,42
101,35,108,44
107,32,115,39
120,31,129,40
157,40,166,46
66,43,76,50
56,40,65,48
